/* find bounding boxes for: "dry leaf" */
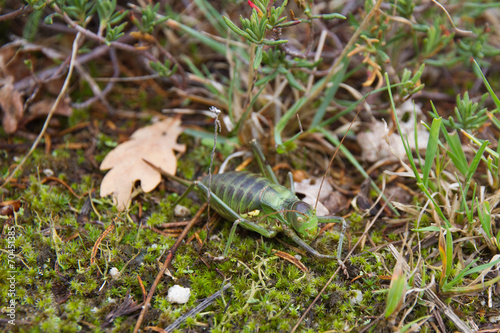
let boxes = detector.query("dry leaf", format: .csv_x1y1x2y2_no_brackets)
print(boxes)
294,178,332,216
357,100,429,162
28,97,73,118
100,117,186,211
0,80,24,134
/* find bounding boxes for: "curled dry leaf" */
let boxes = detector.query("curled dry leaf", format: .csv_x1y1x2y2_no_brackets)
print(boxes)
294,178,332,216
100,117,186,211
28,97,73,118
0,80,23,134
357,100,429,162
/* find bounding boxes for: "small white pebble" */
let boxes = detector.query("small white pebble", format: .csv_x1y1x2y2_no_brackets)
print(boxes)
349,290,363,305
150,244,158,249
167,285,191,304
43,169,54,177
294,255,302,261
109,267,120,280
174,204,190,217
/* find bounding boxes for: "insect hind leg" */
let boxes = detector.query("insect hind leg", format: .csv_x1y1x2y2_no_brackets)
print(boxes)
172,182,197,208
250,139,279,185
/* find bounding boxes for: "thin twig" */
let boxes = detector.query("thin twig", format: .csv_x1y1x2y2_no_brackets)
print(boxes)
72,47,119,111
1,32,82,188
14,36,133,92
132,203,207,333
51,3,159,62
93,74,160,82
90,224,115,265
431,0,474,36
0,5,34,22
41,176,82,199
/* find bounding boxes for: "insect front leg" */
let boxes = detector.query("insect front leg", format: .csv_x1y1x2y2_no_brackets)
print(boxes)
283,224,348,277
317,215,348,277
194,181,278,257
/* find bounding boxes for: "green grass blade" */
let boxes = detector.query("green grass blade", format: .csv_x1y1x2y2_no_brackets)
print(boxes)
385,258,406,319
310,57,348,127
422,117,441,187
442,257,500,292
473,59,500,112
318,82,409,129
487,111,500,131
445,227,453,282
430,102,468,176
461,130,498,159
465,139,489,184
461,139,489,203
414,226,441,232
443,274,500,295
401,316,432,333
456,175,473,223
444,130,469,176
477,200,492,239
193,0,228,36
171,19,227,54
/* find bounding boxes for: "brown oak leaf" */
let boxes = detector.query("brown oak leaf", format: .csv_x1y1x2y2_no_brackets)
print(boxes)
100,117,186,211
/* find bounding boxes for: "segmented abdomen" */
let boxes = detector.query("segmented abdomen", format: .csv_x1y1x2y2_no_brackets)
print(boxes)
199,171,293,221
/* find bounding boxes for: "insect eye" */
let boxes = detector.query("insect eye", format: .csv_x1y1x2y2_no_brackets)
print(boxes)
297,216,304,223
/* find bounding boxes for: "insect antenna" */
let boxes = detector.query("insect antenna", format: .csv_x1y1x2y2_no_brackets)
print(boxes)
207,106,222,225
314,95,370,211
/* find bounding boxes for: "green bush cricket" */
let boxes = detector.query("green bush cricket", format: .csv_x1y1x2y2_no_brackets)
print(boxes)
165,139,347,271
